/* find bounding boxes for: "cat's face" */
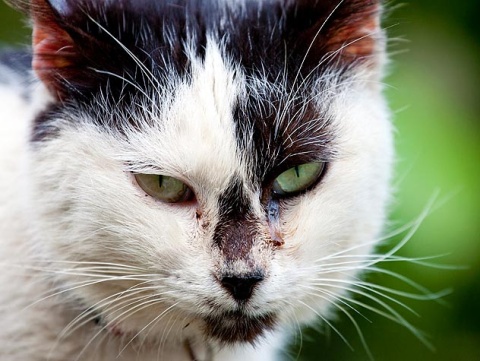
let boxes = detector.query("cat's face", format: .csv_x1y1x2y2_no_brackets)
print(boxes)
25,0,392,347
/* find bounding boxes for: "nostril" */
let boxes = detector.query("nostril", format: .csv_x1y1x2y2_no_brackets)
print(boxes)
220,274,264,301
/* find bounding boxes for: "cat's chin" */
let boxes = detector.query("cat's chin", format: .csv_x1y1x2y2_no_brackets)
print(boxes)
202,310,277,344
91,302,278,346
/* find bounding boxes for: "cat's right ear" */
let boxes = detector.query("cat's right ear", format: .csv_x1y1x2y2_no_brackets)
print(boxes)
29,0,87,100
26,0,114,101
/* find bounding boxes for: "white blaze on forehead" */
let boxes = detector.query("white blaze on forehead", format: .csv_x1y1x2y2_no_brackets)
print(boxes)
171,40,241,185
126,39,244,196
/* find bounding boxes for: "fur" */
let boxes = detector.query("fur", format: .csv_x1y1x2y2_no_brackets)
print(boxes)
0,0,393,360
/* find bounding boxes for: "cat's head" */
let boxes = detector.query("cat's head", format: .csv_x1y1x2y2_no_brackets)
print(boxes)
24,0,392,348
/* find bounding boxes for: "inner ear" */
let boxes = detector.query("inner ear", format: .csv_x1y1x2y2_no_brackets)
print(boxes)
322,0,382,61
31,0,83,99
30,0,114,101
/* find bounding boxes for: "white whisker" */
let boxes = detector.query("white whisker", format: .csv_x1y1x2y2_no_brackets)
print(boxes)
118,302,180,357
296,299,353,351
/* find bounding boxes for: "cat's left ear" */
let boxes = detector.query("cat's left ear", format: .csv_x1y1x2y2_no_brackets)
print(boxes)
287,0,385,72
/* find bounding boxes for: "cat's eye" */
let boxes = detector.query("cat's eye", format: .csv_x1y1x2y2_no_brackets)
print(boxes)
272,162,325,196
135,174,194,203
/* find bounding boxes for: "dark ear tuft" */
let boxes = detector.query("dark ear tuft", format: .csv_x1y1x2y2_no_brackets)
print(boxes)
287,0,384,71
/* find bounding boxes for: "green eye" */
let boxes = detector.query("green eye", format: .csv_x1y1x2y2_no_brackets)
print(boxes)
135,174,193,203
272,162,325,196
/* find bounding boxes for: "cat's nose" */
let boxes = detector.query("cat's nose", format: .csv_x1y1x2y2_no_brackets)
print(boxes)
221,274,264,301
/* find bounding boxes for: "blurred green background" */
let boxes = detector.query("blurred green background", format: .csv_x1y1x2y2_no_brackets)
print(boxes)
0,1,478,360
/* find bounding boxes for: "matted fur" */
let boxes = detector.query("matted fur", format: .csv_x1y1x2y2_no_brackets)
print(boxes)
0,0,393,360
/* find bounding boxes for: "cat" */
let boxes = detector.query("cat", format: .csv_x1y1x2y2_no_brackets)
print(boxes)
0,0,393,360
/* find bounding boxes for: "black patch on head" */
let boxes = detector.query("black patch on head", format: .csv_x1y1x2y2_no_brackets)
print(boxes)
34,0,209,97
220,0,381,83
234,88,335,189
204,0,348,192
27,0,380,139
215,0,380,186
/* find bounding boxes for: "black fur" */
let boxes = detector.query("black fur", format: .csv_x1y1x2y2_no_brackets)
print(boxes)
31,103,63,142
25,0,379,112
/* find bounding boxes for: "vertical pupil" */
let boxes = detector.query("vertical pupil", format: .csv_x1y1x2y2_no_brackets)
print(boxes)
158,175,163,188
294,165,300,177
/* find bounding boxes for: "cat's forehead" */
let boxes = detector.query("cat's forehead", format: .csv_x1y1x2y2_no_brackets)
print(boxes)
126,41,243,192
120,38,335,194
32,0,379,182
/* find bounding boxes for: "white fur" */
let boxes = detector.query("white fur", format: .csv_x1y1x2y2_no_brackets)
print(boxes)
0,31,392,361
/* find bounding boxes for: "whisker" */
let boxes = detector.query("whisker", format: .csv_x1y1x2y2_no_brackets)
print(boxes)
287,312,305,361
304,281,434,350
307,279,419,316
154,308,183,356
74,294,168,361
57,282,158,341
307,287,374,360
360,266,451,305
296,299,353,351
368,191,440,267
118,302,180,357
301,284,371,322
338,295,433,351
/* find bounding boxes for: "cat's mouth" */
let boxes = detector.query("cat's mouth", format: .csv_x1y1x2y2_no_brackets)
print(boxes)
203,310,277,344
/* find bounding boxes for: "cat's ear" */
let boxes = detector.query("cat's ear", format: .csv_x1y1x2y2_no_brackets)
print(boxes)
287,0,384,71
30,0,112,100
30,0,83,99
